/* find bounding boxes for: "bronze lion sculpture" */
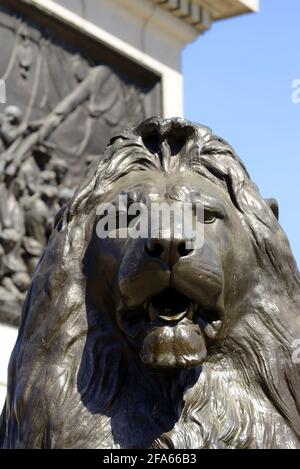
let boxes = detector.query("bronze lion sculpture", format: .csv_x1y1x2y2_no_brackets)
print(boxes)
1,117,300,449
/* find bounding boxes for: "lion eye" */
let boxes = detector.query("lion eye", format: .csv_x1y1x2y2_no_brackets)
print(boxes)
203,210,217,224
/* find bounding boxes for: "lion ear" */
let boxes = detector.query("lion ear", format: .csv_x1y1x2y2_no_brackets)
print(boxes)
265,198,279,220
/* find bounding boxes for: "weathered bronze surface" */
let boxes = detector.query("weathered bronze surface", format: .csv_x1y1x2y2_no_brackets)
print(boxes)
1,117,300,448
0,3,161,325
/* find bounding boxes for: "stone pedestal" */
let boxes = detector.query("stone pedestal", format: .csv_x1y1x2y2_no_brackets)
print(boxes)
0,324,18,405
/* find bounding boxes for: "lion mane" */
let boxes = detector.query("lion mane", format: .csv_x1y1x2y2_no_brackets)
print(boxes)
1,117,300,449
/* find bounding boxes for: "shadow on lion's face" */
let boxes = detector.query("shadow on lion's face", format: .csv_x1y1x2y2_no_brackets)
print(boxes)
84,169,253,371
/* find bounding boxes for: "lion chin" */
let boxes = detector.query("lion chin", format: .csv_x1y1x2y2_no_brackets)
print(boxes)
140,318,207,369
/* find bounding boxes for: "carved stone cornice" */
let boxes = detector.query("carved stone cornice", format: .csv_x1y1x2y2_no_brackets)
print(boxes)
151,0,211,33
151,0,258,32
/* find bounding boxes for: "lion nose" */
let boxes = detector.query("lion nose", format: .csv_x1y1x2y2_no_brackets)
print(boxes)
145,238,193,265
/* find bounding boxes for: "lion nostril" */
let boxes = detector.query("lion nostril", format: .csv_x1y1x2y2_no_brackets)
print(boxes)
178,242,193,258
145,240,193,261
145,241,164,258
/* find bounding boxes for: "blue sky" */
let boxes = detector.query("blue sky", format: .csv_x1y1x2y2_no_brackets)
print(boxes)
183,0,300,267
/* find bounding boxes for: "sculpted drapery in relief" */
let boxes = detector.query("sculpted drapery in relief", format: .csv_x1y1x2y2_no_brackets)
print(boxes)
0,6,159,325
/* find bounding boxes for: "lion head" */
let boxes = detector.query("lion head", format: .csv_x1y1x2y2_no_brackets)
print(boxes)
1,117,300,449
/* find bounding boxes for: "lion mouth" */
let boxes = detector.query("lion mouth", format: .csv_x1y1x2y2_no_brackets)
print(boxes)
147,288,192,322
144,288,222,339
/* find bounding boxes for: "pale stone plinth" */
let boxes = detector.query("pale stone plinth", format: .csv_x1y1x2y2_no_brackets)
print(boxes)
0,324,18,409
